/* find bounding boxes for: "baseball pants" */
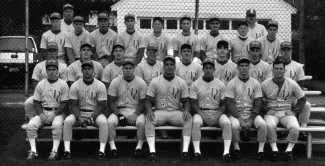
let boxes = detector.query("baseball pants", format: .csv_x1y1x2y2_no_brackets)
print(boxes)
145,110,192,137
107,108,145,141
24,96,36,119
229,115,267,143
63,114,108,143
192,111,231,141
264,111,300,143
26,110,64,140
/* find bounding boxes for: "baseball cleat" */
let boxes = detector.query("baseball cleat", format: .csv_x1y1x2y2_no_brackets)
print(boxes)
27,150,38,160
48,150,59,160
62,151,71,160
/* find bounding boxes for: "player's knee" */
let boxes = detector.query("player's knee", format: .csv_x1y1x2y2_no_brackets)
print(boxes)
192,115,202,125
222,120,231,129
27,122,38,131
304,101,311,111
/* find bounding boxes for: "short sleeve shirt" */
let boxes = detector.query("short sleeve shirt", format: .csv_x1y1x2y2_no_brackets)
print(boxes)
134,60,164,85
90,29,117,58
67,60,104,82
32,60,68,82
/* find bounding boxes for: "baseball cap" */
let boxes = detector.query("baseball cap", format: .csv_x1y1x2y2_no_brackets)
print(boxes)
237,57,250,65
73,16,84,23
80,43,92,50
280,41,292,49
246,9,256,16
124,13,135,21
98,12,109,20
46,59,59,69
123,58,135,67
47,42,58,50
81,61,94,68
112,43,125,51
202,58,215,66
181,44,192,51
267,20,279,28
50,12,61,20
249,41,262,49
163,56,176,64
209,17,220,23
63,4,74,10
217,40,229,49
147,43,158,51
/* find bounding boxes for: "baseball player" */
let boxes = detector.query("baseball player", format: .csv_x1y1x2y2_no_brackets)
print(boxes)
107,59,147,158
90,12,117,68
257,21,282,63
245,9,268,39
40,12,67,65
200,17,225,61
190,58,233,162
213,40,237,85
261,57,306,162
67,43,103,87
116,14,145,65
61,4,75,33
229,21,254,63
248,41,272,83
225,57,267,160
144,17,173,61
102,43,125,89
172,16,200,63
24,42,68,121
62,61,108,159
145,56,192,162
65,16,91,64
26,59,69,160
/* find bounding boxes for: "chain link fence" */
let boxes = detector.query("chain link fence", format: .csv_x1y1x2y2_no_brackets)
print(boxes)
0,0,324,127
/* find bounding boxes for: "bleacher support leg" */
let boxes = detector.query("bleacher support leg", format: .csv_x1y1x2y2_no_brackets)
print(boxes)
307,132,312,159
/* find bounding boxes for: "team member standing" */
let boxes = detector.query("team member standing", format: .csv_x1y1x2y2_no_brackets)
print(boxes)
190,58,233,162
61,4,75,33
245,9,268,39
144,17,173,61
172,16,200,63
145,56,192,162
63,61,108,159
261,57,306,162
225,57,267,160
116,14,145,65
230,21,254,63
200,17,225,61
90,12,118,68
107,59,147,158
65,16,91,64
26,59,69,160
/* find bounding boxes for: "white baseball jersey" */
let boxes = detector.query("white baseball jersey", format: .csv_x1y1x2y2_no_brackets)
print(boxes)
145,33,173,61
213,60,237,85
257,36,282,63
225,76,263,119
69,78,107,111
61,19,74,33
229,36,254,63
40,30,67,57
116,31,145,59
200,33,225,59
261,77,305,111
32,60,68,82
90,29,117,58
147,75,189,111
190,78,226,110
172,32,200,57
108,76,147,109
67,60,104,82
34,78,69,108
175,62,203,88
249,60,272,83
65,30,91,59
247,23,268,40
134,60,164,85
284,60,305,82
102,61,123,84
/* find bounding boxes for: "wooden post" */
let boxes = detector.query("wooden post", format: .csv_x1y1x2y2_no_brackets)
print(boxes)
25,0,29,97
194,0,199,35
307,131,312,158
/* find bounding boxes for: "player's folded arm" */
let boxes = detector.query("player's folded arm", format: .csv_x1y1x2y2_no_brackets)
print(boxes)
190,98,200,114
55,100,68,115
33,99,43,115
135,99,145,115
293,96,307,113
70,99,81,119
145,95,155,112
92,100,107,119
225,97,241,119
250,97,262,120
107,95,120,115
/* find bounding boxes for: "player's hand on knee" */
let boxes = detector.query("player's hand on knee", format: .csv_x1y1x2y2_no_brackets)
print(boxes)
39,113,47,124
182,111,192,122
117,113,127,127
267,110,276,116
146,110,155,122
78,117,87,128
128,113,138,125
87,117,95,126
244,118,254,129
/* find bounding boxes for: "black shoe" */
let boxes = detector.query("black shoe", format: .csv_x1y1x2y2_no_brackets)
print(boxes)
193,152,201,161
285,151,294,162
256,152,265,161
241,131,250,141
111,149,119,158
181,152,190,162
26,150,38,160
299,132,307,141
223,153,234,163
48,150,59,160
97,151,105,159
62,151,71,160
270,151,278,162
134,149,144,158
231,149,241,159
148,152,158,162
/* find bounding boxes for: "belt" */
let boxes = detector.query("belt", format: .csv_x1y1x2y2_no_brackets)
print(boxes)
44,107,58,111
75,58,80,61
117,106,127,109
201,108,214,110
81,109,93,112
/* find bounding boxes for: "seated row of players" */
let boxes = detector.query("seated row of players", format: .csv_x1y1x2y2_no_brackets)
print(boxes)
25,38,309,162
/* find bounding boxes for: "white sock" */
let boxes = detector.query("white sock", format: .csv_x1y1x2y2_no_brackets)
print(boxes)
29,139,37,153
193,141,201,154
269,142,278,151
147,136,156,153
286,142,295,152
52,139,60,152
136,140,144,150
99,143,106,153
182,136,191,152
109,140,117,150
64,141,70,152
223,140,231,155
233,142,240,150
258,142,265,152
301,123,307,128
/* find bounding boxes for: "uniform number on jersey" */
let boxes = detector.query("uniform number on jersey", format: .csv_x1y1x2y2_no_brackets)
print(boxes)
159,99,166,107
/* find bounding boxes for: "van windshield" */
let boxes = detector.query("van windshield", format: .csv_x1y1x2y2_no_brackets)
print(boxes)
0,38,34,52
